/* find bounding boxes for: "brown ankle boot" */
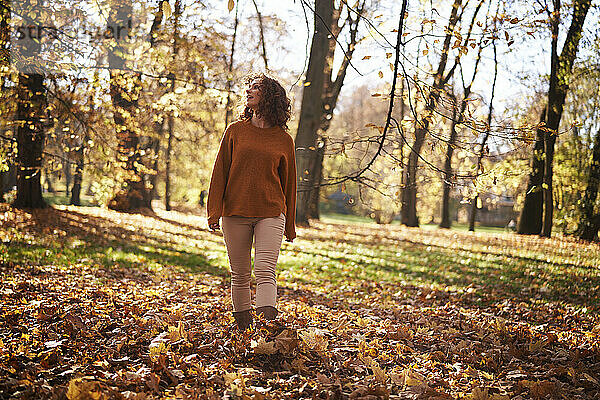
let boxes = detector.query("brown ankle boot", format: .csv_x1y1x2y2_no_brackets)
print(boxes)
232,309,253,331
256,306,278,320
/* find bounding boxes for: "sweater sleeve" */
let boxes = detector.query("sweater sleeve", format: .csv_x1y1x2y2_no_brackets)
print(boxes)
279,137,297,241
207,126,233,225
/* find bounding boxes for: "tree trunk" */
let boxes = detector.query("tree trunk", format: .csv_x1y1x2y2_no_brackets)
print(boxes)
470,38,498,232
295,0,334,226
147,0,168,201
468,195,478,231
441,0,486,229
541,0,591,237
540,0,561,237
307,139,325,219
304,1,363,221
2,163,16,198
13,73,47,209
70,146,83,206
0,0,9,72
149,122,162,200
43,168,54,193
71,91,95,206
165,75,175,211
519,0,592,236
70,162,82,205
576,127,600,241
0,0,8,204
107,0,151,211
8,2,47,209
64,154,71,198
164,0,181,212
70,132,88,206
440,97,460,229
517,108,546,234
401,0,463,227
305,1,341,221
251,0,269,70
401,114,427,227
224,0,239,128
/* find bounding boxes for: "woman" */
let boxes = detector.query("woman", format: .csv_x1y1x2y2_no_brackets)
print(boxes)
206,73,297,331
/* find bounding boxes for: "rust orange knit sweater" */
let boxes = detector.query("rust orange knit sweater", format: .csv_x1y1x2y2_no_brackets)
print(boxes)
207,119,297,241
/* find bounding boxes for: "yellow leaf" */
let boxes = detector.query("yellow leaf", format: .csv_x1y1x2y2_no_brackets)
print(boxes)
299,327,328,352
162,1,171,19
422,49,429,55
66,377,109,400
223,372,239,385
227,0,234,12
372,363,387,384
403,368,425,387
378,71,383,78
252,337,277,355
362,55,371,60
274,329,299,354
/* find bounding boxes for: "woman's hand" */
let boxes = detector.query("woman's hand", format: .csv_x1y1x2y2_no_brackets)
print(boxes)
209,222,220,231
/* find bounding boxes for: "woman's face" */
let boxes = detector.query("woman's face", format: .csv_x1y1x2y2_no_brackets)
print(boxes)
245,78,263,110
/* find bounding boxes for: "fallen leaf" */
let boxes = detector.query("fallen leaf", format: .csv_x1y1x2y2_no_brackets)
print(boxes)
252,337,277,355
66,377,110,400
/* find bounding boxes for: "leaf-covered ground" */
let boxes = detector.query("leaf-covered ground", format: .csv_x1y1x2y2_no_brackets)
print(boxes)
1,203,599,399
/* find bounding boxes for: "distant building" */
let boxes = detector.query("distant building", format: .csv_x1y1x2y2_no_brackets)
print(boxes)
325,187,355,214
457,192,518,227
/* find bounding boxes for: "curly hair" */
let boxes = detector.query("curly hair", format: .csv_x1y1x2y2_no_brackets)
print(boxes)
238,73,291,130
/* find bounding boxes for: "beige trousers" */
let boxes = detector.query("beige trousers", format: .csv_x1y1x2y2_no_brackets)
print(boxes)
222,212,286,312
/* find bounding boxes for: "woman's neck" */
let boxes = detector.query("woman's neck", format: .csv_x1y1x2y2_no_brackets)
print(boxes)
251,113,273,129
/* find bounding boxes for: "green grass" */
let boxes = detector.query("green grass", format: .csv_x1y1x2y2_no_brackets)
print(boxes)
319,212,377,225
42,191,98,207
420,222,506,233
320,211,507,234
277,230,598,310
4,237,225,277
2,206,599,313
